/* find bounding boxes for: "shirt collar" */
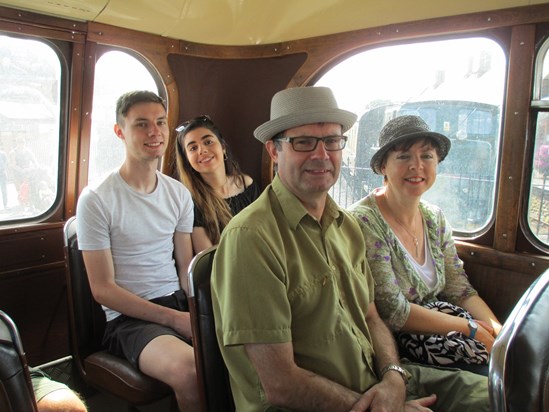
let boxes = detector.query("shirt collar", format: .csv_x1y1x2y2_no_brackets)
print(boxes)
271,175,344,230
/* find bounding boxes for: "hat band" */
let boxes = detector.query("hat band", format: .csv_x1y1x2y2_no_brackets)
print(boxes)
390,126,431,138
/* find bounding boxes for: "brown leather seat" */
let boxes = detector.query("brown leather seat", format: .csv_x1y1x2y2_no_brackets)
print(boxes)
63,216,172,408
489,268,549,412
188,245,235,412
0,310,39,412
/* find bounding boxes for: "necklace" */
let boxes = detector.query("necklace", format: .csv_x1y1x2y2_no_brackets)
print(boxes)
383,194,420,257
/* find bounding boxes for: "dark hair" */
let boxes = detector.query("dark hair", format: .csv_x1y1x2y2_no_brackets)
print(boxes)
115,90,166,125
385,135,444,160
175,117,245,244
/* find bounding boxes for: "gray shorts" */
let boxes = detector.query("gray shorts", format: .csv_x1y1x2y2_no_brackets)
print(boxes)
102,289,191,369
30,368,69,402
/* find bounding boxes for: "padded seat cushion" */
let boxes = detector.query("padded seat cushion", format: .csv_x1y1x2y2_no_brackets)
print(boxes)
84,351,170,405
505,282,549,410
0,333,37,411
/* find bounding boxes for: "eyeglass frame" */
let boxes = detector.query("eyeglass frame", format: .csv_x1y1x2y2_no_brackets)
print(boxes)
274,135,348,152
175,114,212,133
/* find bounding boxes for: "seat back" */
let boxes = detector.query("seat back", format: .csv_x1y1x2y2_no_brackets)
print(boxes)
63,216,171,405
489,269,549,412
0,310,39,412
188,245,235,412
63,216,106,377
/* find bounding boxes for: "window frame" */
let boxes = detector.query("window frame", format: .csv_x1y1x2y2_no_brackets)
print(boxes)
0,31,71,226
522,35,549,253
84,45,166,189
312,34,507,240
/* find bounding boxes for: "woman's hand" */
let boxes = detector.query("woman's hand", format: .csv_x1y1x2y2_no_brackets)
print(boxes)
471,320,495,352
476,319,494,336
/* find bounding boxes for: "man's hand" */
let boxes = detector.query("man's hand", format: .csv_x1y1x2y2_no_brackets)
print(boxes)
350,382,436,412
170,310,192,339
404,394,437,411
349,375,406,411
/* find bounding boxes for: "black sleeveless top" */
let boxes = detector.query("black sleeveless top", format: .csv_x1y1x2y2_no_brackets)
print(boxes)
193,179,261,228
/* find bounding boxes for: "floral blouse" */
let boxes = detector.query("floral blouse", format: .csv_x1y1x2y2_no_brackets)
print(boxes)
349,189,478,331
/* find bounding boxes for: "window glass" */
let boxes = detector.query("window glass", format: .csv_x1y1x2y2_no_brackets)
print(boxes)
88,51,159,188
316,37,506,236
0,35,61,222
539,48,549,100
528,38,549,248
529,112,549,245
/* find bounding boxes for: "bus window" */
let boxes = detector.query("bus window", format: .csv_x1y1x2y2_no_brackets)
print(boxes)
316,37,506,237
88,50,160,188
528,39,549,248
0,35,61,223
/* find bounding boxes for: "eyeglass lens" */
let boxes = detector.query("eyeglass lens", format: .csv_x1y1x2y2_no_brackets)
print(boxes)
291,136,346,152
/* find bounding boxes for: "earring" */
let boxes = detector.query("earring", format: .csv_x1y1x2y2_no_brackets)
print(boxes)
224,153,228,160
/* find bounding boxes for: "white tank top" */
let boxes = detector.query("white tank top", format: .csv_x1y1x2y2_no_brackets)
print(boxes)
396,230,437,289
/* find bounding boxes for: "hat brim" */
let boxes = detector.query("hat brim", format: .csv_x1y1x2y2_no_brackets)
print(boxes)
254,108,357,143
370,131,451,174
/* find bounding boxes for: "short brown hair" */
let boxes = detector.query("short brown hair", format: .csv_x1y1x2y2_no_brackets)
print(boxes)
115,90,166,125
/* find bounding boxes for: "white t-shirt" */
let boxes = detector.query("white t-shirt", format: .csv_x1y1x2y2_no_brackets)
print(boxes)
76,169,194,321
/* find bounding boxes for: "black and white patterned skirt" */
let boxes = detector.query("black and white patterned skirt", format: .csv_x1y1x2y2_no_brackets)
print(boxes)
397,301,489,366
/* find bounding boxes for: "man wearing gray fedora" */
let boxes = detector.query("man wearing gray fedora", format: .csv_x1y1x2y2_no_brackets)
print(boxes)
211,86,489,412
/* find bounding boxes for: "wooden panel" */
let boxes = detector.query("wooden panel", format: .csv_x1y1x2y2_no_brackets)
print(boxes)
0,225,65,273
458,241,549,321
166,53,307,184
0,267,69,365
465,262,538,322
494,24,536,252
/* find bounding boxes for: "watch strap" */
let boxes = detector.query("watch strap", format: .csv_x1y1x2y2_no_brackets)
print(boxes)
380,364,409,385
468,319,478,339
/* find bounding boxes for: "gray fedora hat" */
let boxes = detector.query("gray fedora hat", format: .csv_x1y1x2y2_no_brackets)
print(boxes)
370,115,451,175
254,86,357,143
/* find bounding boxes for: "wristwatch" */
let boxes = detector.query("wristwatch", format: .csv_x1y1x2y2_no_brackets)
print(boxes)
380,364,408,385
467,319,478,339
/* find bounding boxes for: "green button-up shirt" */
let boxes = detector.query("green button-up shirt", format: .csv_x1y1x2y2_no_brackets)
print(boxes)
212,175,379,411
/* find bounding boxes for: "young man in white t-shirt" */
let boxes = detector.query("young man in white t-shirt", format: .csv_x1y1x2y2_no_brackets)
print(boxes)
76,90,199,411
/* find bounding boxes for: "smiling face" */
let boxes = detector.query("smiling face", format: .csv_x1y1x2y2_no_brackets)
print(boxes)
381,138,440,198
182,126,226,175
266,122,342,203
114,101,168,162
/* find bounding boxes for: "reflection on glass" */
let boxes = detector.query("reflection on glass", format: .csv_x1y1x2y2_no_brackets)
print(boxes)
316,37,506,236
528,113,549,245
88,51,158,188
0,35,61,222
540,49,549,100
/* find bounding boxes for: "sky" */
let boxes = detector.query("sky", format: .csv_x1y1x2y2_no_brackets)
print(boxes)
316,37,506,116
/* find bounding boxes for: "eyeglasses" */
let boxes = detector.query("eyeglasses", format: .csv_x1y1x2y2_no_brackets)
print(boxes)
175,114,212,133
275,135,347,152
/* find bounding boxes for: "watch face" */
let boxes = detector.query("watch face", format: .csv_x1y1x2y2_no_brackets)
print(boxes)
469,319,478,329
